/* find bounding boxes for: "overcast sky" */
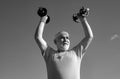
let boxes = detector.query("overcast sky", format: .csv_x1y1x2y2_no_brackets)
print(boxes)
0,0,120,79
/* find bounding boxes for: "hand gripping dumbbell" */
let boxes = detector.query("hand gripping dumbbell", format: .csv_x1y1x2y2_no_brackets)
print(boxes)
37,7,50,24
73,6,89,23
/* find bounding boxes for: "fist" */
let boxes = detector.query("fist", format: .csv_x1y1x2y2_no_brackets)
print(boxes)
41,15,50,24
78,6,90,17
72,6,90,23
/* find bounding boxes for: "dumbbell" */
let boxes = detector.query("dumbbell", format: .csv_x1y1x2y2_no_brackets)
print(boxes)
79,7,89,17
37,7,50,24
72,13,80,23
73,7,89,23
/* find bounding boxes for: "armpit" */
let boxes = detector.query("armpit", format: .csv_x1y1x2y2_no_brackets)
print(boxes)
43,46,55,61
72,44,87,58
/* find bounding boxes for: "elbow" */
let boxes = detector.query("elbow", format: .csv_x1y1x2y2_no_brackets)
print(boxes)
34,31,42,40
90,36,93,41
89,31,94,39
85,30,94,39
89,30,94,38
86,33,94,38
90,34,94,39
86,33,94,41
89,33,94,40
34,34,43,42
89,34,94,41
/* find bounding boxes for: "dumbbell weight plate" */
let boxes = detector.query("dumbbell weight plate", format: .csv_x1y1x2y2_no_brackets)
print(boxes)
73,13,80,23
37,7,47,17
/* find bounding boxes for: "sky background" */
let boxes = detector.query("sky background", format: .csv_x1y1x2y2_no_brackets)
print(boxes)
0,0,120,79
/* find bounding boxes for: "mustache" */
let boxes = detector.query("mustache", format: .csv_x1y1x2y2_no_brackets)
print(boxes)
63,41,69,44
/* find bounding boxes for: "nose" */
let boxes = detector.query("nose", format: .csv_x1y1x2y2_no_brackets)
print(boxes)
63,38,66,42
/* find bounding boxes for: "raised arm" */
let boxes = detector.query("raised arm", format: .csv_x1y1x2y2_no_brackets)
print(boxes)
34,16,48,55
73,7,93,57
79,14,93,54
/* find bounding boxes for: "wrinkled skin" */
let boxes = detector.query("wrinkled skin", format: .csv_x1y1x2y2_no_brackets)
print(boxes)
55,34,70,52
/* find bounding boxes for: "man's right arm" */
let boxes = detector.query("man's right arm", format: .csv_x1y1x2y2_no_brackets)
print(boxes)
34,16,48,55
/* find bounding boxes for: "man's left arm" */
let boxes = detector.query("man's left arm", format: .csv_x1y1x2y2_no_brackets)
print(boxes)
79,16,93,55
72,8,93,57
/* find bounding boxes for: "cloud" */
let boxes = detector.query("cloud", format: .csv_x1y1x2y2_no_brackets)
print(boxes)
110,34,120,40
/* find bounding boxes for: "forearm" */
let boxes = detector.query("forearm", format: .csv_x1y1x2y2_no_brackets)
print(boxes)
34,16,48,52
80,17,93,38
35,16,47,39
37,20,45,38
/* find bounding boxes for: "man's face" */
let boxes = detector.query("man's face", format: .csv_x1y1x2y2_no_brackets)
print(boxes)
55,34,70,51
